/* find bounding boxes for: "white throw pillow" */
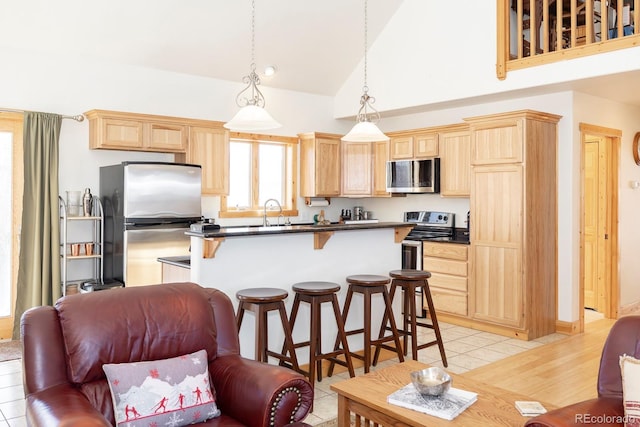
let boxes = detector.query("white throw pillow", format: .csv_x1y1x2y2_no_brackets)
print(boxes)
620,354,640,427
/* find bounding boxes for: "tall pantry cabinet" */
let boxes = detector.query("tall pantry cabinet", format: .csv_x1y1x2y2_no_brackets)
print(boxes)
466,110,561,340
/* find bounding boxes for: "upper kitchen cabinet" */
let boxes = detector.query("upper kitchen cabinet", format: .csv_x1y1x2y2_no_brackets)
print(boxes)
175,126,229,195
341,141,372,196
372,140,391,197
85,110,187,153
439,126,471,197
466,110,561,340
389,132,438,160
299,132,341,197
341,139,390,197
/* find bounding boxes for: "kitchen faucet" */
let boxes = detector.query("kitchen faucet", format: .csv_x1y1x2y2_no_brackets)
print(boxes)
263,198,282,226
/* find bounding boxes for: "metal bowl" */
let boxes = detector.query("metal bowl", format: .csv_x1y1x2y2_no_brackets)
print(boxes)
410,367,452,397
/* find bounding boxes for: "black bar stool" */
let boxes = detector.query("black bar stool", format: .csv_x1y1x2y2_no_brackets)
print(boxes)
286,281,355,389
328,274,404,376
236,287,299,371
374,269,447,367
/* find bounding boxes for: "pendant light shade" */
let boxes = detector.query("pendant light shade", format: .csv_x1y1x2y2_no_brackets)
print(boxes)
224,105,281,131
342,0,388,142
342,120,389,142
224,0,281,131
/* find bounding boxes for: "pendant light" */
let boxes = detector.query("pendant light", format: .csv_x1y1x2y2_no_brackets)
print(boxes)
342,0,389,142
224,0,281,131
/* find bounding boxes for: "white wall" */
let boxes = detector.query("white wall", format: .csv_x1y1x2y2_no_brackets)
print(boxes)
0,47,347,198
334,0,640,118
573,92,640,309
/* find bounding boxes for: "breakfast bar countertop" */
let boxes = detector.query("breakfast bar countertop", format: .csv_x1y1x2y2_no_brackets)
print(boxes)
186,221,413,239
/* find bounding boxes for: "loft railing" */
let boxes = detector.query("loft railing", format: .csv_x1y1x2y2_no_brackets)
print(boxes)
497,0,640,79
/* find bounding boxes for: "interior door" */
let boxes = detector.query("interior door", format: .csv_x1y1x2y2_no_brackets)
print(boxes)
583,135,608,313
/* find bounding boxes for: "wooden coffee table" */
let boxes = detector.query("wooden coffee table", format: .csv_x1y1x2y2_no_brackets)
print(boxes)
330,360,554,426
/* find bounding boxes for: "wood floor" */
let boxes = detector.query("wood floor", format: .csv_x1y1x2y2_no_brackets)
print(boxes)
463,318,616,407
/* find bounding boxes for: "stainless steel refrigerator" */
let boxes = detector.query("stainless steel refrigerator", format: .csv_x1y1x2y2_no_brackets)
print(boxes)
100,162,201,287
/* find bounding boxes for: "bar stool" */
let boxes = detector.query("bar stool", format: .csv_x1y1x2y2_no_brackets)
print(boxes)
236,287,299,372
286,281,355,388
374,269,447,367
327,274,405,376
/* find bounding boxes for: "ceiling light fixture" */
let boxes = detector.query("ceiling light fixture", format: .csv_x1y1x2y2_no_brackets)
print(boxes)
224,0,281,131
264,65,277,76
342,0,389,142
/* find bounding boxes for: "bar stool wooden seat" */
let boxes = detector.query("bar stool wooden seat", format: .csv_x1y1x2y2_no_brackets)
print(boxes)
374,269,448,367
328,274,405,376
236,287,299,372
286,281,355,388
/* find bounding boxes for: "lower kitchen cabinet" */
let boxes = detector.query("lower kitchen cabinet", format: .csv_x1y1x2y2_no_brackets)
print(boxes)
423,242,468,317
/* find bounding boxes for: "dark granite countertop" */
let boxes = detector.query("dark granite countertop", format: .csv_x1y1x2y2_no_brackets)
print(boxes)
186,221,413,239
157,256,191,269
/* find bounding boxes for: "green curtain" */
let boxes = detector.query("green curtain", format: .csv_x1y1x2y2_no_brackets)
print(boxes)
12,112,62,339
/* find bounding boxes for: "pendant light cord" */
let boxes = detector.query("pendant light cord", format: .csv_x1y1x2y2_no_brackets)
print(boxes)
363,0,368,93
250,0,256,72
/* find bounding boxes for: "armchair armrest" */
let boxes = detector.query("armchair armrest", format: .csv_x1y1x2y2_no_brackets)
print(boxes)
25,383,111,427
210,355,313,427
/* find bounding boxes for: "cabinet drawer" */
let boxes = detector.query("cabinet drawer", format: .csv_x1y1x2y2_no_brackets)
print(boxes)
430,287,467,316
423,242,468,260
428,272,467,292
424,257,467,276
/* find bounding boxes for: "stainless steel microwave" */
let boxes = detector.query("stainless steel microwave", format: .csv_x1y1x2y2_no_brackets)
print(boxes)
386,158,440,193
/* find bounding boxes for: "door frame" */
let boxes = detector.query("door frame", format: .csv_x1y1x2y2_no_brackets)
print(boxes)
0,113,23,339
579,123,620,331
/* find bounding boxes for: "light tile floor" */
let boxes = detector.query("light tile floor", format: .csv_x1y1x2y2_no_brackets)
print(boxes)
0,322,566,427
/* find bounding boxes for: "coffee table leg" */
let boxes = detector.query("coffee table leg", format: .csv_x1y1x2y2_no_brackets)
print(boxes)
337,394,350,427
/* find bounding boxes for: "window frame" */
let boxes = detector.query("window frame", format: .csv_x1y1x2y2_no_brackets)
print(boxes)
219,132,298,219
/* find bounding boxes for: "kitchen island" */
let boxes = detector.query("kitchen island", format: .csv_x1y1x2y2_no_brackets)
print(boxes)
187,222,411,361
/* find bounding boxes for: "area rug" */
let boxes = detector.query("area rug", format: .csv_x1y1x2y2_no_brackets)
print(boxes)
0,340,22,362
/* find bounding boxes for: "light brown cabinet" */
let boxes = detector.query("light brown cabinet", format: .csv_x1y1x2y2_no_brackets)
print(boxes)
341,141,372,196
423,242,468,317
390,132,438,160
175,126,229,195
466,110,560,340
372,140,391,196
439,128,471,197
86,110,187,153
298,132,341,197
340,139,390,197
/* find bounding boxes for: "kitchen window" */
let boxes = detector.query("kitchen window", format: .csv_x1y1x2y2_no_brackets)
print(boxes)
220,133,298,218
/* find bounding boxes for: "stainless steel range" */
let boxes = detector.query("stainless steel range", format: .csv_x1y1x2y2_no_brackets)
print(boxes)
404,211,455,241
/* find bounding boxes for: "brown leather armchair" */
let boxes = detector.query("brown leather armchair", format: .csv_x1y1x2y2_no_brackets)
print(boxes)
525,315,640,427
21,282,314,427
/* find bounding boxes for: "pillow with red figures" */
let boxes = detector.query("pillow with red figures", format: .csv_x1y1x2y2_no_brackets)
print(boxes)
103,349,221,427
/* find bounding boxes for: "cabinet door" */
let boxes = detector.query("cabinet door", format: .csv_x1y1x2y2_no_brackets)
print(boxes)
315,137,341,196
440,130,471,197
471,120,523,165
187,126,229,195
372,140,390,196
146,122,188,152
341,142,372,196
414,132,439,158
471,164,523,327
98,117,144,150
390,136,413,159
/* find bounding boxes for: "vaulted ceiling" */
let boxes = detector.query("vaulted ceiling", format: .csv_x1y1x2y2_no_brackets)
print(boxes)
1,0,403,96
